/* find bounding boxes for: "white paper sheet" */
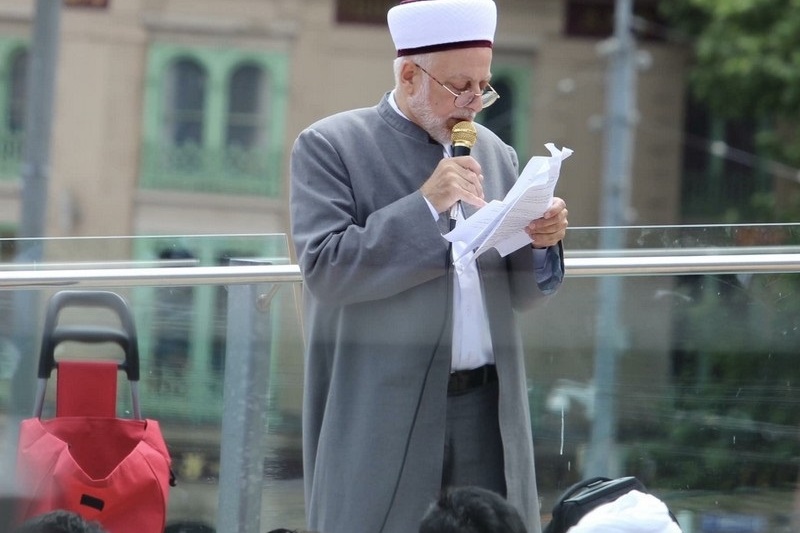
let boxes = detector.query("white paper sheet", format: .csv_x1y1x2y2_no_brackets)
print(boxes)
444,143,573,269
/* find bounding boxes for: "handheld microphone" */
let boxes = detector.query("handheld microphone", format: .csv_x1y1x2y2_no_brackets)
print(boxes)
449,121,478,228
451,120,477,157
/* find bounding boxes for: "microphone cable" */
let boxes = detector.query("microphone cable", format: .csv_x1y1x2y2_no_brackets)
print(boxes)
377,223,455,533
380,124,472,530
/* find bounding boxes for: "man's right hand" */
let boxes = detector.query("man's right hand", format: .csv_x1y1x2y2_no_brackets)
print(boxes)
420,156,486,214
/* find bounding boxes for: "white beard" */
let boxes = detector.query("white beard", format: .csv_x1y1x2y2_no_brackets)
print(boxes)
407,83,475,145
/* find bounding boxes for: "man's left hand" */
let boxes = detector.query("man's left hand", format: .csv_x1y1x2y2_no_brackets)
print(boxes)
525,197,568,249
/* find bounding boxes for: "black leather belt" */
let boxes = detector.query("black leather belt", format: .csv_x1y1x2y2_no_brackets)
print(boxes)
447,365,497,395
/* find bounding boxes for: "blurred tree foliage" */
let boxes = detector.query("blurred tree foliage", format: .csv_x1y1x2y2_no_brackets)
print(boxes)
622,2,800,494
661,0,800,167
626,268,800,491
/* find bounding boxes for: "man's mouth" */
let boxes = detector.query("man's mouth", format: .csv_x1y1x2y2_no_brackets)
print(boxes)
447,115,474,128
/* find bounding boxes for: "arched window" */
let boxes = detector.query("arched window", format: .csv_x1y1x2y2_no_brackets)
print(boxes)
226,64,267,149
164,58,206,146
160,58,207,174
225,64,269,178
8,49,28,133
0,46,28,180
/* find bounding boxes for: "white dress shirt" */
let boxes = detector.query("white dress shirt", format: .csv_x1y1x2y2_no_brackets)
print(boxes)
388,91,552,371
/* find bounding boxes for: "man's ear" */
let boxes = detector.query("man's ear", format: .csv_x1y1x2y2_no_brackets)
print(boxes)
399,59,418,93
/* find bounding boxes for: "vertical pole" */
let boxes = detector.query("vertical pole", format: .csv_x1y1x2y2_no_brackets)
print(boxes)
18,0,61,243
585,0,637,478
7,0,62,486
217,259,274,533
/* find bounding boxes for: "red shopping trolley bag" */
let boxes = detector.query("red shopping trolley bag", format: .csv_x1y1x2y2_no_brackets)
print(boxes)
16,290,173,533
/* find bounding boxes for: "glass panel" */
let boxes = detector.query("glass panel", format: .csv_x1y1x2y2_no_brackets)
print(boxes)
532,225,800,530
529,272,800,531
150,247,195,398
0,234,300,531
565,223,800,253
0,227,798,531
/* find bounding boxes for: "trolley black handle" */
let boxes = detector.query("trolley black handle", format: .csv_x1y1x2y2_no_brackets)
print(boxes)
37,290,140,381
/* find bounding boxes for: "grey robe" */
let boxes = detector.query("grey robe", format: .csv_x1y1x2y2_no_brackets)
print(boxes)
290,93,563,533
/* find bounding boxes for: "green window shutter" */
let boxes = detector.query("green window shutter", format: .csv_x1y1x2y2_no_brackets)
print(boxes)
0,39,28,181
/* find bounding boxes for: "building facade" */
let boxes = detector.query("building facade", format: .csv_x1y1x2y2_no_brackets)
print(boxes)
0,0,688,244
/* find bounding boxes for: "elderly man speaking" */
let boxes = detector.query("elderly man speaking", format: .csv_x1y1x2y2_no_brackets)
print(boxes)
289,1,569,532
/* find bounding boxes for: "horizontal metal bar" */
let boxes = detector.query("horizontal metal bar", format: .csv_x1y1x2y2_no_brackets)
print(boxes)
0,253,798,290
566,253,800,277
0,264,303,290
566,245,800,257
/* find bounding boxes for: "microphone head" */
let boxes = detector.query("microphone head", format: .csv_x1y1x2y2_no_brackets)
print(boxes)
451,121,477,149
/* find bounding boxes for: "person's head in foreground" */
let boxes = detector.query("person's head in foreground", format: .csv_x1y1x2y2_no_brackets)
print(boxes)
419,486,528,533
566,490,682,533
13,510,107,533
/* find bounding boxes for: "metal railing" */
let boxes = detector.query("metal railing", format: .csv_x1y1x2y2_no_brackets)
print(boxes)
0,264,302,289
1,247,799,289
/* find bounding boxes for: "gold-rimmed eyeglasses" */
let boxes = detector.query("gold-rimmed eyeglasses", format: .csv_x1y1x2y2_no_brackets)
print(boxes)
414,63,500,109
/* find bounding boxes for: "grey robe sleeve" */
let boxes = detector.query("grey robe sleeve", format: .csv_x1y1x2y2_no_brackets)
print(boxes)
290,127,450,306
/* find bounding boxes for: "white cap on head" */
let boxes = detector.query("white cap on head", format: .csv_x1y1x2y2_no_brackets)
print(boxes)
566,490,683,533
387,0,497,57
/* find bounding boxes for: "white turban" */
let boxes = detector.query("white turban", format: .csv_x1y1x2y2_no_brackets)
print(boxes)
387,0,497,57
566,490,683,533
